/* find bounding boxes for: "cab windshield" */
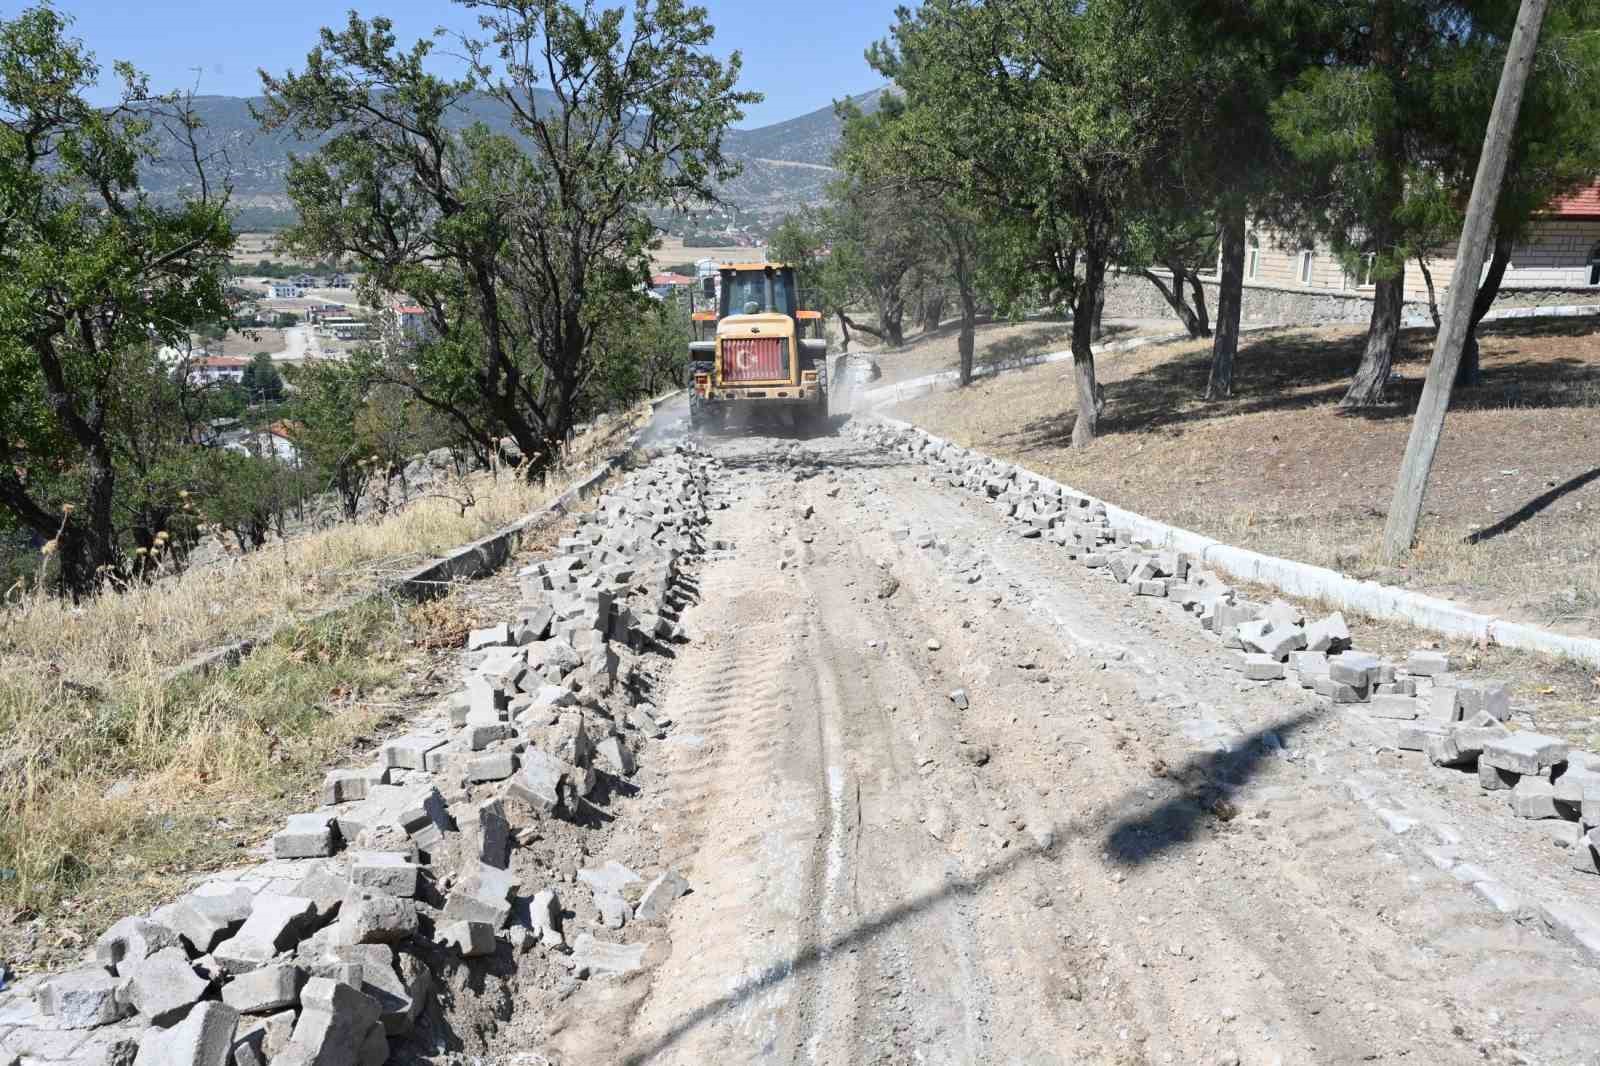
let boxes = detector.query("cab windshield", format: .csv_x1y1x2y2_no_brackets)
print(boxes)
723,271,794,316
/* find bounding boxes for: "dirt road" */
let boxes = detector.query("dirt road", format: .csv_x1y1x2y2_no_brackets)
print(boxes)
506,419,1600,1066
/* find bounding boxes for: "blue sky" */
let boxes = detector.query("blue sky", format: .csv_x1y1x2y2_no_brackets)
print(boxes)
48,0,899,126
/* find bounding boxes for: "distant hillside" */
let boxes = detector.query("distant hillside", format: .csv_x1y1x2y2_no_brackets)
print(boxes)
143,87,889,228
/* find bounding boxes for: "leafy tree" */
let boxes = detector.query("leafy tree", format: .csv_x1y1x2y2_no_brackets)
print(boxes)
241,352,285,402
871,0,1204,444
258,0,757,474
0,6,233,595
285,360,377,520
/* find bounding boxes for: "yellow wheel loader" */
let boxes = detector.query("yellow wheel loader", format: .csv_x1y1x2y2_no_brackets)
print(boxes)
686,263,827,431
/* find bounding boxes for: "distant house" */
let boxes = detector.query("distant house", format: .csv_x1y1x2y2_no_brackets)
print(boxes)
265,282,303,299
326,273,353,289
382,298,432,349
291,273,321,288
187,356,249,385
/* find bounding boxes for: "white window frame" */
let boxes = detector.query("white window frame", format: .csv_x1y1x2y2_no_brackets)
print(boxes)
1297,250,1315,286
1352,252,1378,289
1245,234,1261,280
1588,242,1600,286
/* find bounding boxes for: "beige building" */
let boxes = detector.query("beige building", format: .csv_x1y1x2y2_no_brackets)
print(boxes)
1234,184,1600,300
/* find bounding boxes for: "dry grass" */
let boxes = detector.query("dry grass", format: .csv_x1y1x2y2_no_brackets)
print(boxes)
854,317,1167,387
0,406,646,958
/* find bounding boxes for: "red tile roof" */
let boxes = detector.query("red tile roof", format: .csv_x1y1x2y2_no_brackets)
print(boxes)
1546,184,1600,218
652,273,694,286
197,356,248,368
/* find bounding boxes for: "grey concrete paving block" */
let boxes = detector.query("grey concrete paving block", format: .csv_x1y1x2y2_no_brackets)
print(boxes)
95,916,181,977
1406,649,1450,676
158,890,255,954
569,934,646,979
273,812,337,860
634,871,690,922
230,1008,294,1066
1328,651,1381,688
382,733,447,771
531,888,564,947
437,920,497,958
131,1000,237,1066
1424,723,1510,767
596,734,636,776
467,623,509,650
322,769,369,806
125,946,209,1025
1302,612,1352,654
1455,679,1512,722
1508,775,1561,819
221,963,306,1015
214,895,317,974
444,863,519,928
1312,675,1364,703
1428,685,1461,722
1367,694,1419,720
466,752,517,784
1478,762,1519,791
39,969,130,1029
273,978,381,1066
337,891,417,945
509,748,569,815
1396,723,1446,752
1376,679,1417,697
1291,651,1329,689
1481,732,1569,776
1241,654,1285,681
349,852,419,898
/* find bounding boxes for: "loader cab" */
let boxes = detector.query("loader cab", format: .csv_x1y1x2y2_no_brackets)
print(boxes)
720,264,796,319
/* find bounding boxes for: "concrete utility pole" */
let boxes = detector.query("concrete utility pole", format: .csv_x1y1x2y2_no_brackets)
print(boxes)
1381,0,1551,560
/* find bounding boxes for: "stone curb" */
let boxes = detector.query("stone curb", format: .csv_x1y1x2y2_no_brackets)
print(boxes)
868,413,1600,668
163,396,679,686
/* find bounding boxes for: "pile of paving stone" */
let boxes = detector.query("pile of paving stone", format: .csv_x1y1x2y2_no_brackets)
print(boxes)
1,445,716,1066
852,421,1600,881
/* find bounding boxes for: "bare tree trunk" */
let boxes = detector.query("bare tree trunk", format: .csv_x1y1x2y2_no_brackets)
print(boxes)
1342,265,1405,406
1345,0,1406,409
1139,268,1209,338
958,286,977,387
1208,203,1246,399
1070,253,1105,446
1457,232,1513,387
1090,281,1106,342
919,292,946,334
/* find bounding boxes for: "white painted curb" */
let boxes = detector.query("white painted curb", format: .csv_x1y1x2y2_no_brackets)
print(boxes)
870,413,1600,668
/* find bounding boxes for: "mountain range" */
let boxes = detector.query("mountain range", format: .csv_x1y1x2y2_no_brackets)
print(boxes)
147,87,890,230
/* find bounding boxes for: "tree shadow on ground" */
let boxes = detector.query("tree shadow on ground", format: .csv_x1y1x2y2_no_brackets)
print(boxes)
1464,465,1600,544
616,711,1310,1064
991,316,1600,455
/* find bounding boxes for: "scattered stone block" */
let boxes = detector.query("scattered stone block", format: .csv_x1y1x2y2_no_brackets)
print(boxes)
221,963,306,1015
530,888,564,947
338,891,417,945
465,752,517,783
444,863,519,928
40,969,130,1029
1480,732,1568,776
95,916,181,977
1312,675,1364,703
1376,679,1417,697
595,734,636,776
329,943,426,1038
578,862,643,929
132,1000,238,1066
469,798,511,870
273,978,381,1066
1455,679,1511,722
1241,654,1285,681
1552,756,1600,822
1428,685,1460,722
1329,651,1381,688
569,934,646,979
274,812,337,860
1396,723,1446,752
634,871,690,922
349,852,419,898
1291,651,1329,688
1367,694,1418,720
125,946,210,1025
231,1009,295,1066
1478,762,1519,791
508,748,572,815
159,890,254,954
467,623,510,650
1424,722,1509,767
437,921,496,958
1406,649,1450,676
382,733,446,771
1509,775,1561,819
1304,613,1351,654
215,895,317,974
322,769,370,806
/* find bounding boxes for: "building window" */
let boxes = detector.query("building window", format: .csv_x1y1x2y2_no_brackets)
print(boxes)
1297,250,1315,285
1352,252,1378,289
1246,234,1261,280
1589,242,1600,286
